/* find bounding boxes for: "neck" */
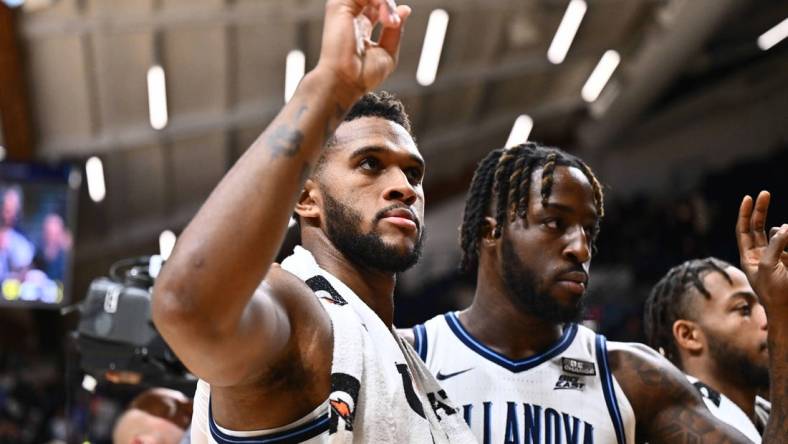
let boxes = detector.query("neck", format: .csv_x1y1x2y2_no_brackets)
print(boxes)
460,266,564,360
683,359,758,420
301,228,396,327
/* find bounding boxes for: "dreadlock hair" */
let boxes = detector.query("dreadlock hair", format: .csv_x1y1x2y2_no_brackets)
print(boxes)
643,257,735,368
459,142,605,273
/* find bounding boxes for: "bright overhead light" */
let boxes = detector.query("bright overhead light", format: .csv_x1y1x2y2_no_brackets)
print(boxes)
85,156,106,203
416,9,450,86
505,115,534,149
582,50,620,103
547,0,587,65
757,17,788,51
0,146,5,162
159,230,177,261
81,374,97,393
285,50,305,103
147,65,168,130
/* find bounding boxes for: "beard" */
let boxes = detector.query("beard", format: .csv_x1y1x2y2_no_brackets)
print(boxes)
707,334,770,390
500,235,585,324
322,192,424,273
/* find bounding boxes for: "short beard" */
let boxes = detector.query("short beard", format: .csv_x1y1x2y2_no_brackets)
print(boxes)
500,235,584,324
323,192,423,273
707,335,770,390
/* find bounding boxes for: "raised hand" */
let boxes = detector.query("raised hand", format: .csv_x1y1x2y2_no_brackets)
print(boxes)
317,0,412,100
736,191,788,314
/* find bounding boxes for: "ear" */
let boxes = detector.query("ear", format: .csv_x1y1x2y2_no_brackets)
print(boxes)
294,179,321,221
481,216,499,248
672,320,704,354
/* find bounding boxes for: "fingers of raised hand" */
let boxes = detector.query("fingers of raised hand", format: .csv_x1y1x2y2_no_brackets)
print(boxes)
375,0,401,27
377,5,411,57
769,226,788,266
751,191,771,246
760,224,788,270
737,195,755,253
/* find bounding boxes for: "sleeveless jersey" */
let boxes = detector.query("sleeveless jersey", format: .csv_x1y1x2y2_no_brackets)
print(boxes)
687,375,769,443
190,247,475,444
413,312,637,444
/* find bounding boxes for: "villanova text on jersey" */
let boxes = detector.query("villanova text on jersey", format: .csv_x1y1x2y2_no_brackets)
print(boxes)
413,312,637,444
460,401,595,444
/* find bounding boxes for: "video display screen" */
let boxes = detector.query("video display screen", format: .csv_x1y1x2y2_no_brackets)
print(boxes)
0,162,78,308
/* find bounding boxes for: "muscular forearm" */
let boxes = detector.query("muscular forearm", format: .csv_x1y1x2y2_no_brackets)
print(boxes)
763,319,788,442
153,68,357,334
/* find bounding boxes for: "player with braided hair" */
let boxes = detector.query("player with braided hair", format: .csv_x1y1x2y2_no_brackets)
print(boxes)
403,142,788,443
644,258,770,442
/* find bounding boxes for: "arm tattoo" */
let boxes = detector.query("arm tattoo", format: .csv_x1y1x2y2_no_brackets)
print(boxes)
612,347,747,444
763,381,787,442
267,105,307,159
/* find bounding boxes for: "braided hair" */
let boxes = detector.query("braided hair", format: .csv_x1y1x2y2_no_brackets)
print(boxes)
459,142,605,273
643,257,734,367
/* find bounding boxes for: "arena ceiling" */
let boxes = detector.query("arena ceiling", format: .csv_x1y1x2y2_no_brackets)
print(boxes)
1,0,786,295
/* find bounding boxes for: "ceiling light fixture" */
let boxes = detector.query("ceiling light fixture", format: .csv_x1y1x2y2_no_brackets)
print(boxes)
757,17,788,51
285,50,305,103
85,156,106,203
505,115,534,149
416,9,449,86
147,65,169,130
547,0,587,64
581,50,620,103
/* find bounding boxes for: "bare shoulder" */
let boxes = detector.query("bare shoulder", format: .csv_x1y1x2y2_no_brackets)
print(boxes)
606,341,749,443
265,264,331,324
262,265,333,366
210,265,334,429
397,327,415,347
605,341,693,411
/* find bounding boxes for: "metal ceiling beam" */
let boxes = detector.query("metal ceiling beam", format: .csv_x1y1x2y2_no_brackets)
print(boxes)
0,3,34,161
19,0,515,39
36,51,578,157
577,0,749,153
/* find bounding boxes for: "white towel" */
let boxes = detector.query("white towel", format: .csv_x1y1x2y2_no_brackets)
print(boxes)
282,246,476,443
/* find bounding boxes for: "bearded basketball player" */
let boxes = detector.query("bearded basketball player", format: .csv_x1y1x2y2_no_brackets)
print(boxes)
153,1,474,443
404,143,788,443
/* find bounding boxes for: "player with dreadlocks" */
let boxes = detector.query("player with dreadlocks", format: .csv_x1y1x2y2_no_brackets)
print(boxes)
402,142,788,443
644,257,770,442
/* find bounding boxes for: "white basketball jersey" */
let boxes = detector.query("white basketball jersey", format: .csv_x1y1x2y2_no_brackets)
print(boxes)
687,375,769,443
190,247,475,444
415,312,637,444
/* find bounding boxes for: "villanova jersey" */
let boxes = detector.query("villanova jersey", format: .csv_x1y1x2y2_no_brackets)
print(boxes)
687,375,769,443
413,312,637,444
190,247,475,444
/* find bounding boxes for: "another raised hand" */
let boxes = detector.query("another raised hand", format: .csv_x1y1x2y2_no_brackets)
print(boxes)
736,191,788,313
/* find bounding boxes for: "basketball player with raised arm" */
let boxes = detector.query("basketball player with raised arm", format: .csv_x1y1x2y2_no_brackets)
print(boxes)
644,257,771,442
152,1,474,442
404,143,788,443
